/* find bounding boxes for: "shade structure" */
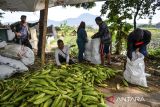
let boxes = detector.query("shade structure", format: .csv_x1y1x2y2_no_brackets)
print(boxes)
0,0,101,12
0,0,104,65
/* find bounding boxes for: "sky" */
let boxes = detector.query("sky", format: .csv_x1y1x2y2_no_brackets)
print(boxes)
0,1,160,24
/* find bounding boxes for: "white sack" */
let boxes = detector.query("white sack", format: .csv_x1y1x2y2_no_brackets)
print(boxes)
84,38,101,64
85,41,92,52
123,52,148,87
0,44,22,59
30,28,38,50
20,47,35,65
0,44,34,65
90,38,101,64
0,65,17,79
0,41,7,48
84,41,92,61
0,55,28,72
90,54,101,64
7,30,15,41
84,51,91,61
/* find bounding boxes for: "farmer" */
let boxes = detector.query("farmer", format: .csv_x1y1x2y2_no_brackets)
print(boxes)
92,17,111,66
127,28,151,60
55,39,74,67
77,21,88,62
10,15,39,49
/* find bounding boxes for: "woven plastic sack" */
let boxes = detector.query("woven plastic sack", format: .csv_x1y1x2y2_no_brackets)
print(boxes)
0,55,28,72
0,44,34,65
124,52,148,87
0,65,16,79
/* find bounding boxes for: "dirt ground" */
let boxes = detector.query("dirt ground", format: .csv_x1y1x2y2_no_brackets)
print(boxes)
98,55,160,107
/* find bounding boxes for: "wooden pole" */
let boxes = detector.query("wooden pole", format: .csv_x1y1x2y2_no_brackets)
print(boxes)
38,10,43,58
38,0,48,66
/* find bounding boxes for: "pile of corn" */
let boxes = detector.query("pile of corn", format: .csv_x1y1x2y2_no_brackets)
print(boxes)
0,64,116,107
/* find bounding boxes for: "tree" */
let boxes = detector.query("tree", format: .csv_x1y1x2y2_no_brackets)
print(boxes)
101,0,133,54
101,0,157,29
155,0,160,9
128,0,157,29
60,21,69,36
69,2,96,9
100,0,159,54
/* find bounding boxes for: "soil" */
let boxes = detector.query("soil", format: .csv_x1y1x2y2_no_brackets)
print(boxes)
99,54,160,107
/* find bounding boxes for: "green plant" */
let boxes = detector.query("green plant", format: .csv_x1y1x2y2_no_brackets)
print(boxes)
149,48,160,58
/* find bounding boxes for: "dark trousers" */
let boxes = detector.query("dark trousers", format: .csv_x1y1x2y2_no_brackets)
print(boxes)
77,42,85,62
15,38,32,49
58,54,74,65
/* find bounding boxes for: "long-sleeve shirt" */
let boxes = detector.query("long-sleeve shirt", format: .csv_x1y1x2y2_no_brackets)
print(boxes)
77,28,88,43
10,21,39,39
143,30,151,45
127,32,138,60
11,21,39,32
93,22,110,40
127,30,151,60
55,45,70,66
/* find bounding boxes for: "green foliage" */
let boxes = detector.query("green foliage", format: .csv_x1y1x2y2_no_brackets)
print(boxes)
101,0,132,21
105,20,132,54
70,2,96,9
101,0,158,29
102,0,133,54
149,48,160,58
128,0,157,29
55,26,61,32
129,0,157,18
60,21,75,36
101,0,159,53
156,1,160,9
138,24,156,28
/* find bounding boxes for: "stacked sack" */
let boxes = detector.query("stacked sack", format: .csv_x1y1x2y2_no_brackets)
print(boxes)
0,41,35,79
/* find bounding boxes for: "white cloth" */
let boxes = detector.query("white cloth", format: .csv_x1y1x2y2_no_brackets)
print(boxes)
55,45,70,66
